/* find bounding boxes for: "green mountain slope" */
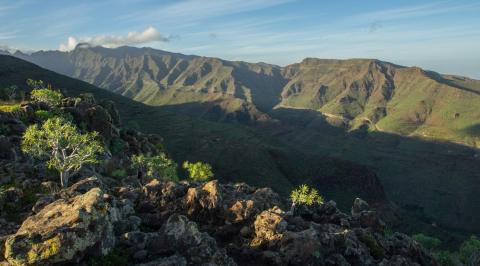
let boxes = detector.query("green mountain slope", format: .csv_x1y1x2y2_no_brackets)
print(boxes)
15,46,480,147
7,48,480,235
0,54,387,205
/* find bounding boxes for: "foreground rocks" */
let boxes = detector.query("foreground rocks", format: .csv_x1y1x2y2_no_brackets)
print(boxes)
4,188,120,265
0,177,438,265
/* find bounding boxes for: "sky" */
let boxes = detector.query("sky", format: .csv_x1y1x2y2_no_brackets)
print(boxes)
1,0,480,78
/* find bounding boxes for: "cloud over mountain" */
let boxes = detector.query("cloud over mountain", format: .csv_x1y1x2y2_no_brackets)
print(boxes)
59,26,168,51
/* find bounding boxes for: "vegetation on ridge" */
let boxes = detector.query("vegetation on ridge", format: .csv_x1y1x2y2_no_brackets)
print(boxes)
290,184,324,206
1,56,479,249
182,161,214,181
22,116,104,187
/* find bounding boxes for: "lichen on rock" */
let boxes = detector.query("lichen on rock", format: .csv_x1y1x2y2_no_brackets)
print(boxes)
4,188,119,265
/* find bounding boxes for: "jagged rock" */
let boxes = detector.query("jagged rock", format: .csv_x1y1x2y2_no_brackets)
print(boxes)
85,105,117,140
4,119,25,135
31,195,55,214
4,188,120,265
162,214,237,266
382,232,437,265
352,198,370,215
378,255,421,266
135,254,187,266
0,136,15,160
251,206,287,247
279,228,323,265
0,187,23,217
58,176,106,198
185,180,222,218
19,103,35,120
99,100,120,126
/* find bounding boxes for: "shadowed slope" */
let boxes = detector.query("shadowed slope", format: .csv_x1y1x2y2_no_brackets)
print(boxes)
16,46,480,147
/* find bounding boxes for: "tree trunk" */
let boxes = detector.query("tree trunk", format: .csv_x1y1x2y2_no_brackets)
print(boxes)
60,171,69,187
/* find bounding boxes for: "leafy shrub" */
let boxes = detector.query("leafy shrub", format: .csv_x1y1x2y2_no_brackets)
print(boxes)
131,153,178,181
31,89,63,107
412,233,441,250
34,110,55,121
459,235,480,264
182,161,214,181
290,184,324,206
433,251,458,266
0,103,21,113
22,117,104,187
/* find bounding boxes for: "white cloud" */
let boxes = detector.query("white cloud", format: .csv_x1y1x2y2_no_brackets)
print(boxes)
59,26,169,51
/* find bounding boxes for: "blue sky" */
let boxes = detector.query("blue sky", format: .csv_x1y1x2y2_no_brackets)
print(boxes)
1,0,480,78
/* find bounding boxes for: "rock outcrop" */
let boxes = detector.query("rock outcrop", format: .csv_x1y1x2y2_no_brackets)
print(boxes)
4,188,120,265
121,180,437,266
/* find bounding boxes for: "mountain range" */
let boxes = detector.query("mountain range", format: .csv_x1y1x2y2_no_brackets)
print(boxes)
2,46,480,239
11,46,480,147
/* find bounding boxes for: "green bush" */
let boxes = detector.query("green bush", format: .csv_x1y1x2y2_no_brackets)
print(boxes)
131,153,178,181
0,103,21,113
22,117,104,187
31,89,63,107
433,251,458,266
412,233,441,250
459,235,480,264
290,184,324,206
34,110,55,121
182,161,214,181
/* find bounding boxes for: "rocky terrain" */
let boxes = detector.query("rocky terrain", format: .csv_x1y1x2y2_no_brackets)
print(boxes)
7,48,480,236
0,93,439,265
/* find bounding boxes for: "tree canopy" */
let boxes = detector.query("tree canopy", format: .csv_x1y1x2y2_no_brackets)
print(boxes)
131,153,178,181
22,117,104,187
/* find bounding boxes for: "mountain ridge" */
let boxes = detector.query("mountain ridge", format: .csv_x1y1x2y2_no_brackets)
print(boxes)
11,45,480,148
3,49,480,235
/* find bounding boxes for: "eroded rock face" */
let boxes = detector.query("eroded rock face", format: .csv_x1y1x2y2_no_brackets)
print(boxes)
4,188,120,265
251,207,287,247
162,214,237,266
132,179,437,265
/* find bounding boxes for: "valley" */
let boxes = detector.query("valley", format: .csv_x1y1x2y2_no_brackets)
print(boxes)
2,46,480,240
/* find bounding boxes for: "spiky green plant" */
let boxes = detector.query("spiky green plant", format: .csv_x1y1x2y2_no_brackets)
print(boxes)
290,184,324,206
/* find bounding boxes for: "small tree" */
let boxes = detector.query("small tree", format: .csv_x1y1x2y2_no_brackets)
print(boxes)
28,79,63,107
22,117,104,187
31,88,63,107
290,184,324,212
182,161,213,181
459,235,480,264
131,153,178,181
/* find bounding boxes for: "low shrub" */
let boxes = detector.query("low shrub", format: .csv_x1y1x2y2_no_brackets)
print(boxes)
182,161,214,181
